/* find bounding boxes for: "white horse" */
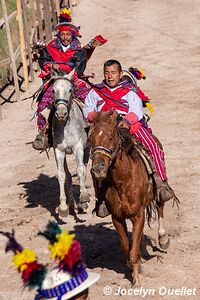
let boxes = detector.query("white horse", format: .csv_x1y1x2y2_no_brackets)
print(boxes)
51,69,90,218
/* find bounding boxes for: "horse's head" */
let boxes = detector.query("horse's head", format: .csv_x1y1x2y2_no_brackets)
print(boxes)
89,111,120,180
51,68,74,122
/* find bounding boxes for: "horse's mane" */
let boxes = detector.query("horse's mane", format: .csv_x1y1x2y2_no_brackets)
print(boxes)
117,127,139,160
93,111,139,159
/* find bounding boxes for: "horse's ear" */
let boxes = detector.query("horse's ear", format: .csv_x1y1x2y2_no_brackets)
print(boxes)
108,110,118,125
65,69,75,81
92,111,101,125
51,68,59,79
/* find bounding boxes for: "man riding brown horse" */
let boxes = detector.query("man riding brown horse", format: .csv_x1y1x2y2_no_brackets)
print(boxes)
83,59,178,217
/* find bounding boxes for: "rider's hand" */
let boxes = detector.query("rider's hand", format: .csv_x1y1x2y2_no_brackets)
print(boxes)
118,120,129,129
52,64,60,71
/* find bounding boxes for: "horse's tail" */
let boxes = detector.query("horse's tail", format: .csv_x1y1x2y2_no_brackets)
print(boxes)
146,201,157,227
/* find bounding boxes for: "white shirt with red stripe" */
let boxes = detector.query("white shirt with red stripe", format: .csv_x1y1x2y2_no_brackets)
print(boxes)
83,84,144,120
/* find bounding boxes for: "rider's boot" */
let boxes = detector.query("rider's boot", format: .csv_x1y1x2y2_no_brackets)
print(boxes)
32,128,48,151
153,173,178,203
91,172,110,218
95,198,110,218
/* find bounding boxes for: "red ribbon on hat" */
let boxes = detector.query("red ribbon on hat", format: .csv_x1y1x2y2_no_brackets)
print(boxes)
59,25,73,33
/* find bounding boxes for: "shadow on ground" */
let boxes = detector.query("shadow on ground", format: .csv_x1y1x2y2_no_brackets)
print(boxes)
73,223,167,281
18,174,166,281
18,173,84,224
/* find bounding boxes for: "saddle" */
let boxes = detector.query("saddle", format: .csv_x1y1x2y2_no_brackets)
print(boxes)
118,127,179,204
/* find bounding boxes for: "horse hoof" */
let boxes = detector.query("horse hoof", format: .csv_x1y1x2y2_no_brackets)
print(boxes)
80,194,90,204
131,278,141,287
159,235,170,250
57,206,69,218
79,201,88,210
127,259,132,269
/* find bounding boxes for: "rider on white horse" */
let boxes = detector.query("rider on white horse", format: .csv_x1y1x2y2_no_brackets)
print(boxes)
33,11,107,150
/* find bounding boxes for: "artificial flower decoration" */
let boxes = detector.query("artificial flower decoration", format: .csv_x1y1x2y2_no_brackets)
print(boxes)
13,248,37,271
59,7,72,23
0,230,47,289
145,102,155,117
129,67,146,80
60,7,72,15
38,221,82,273
49,230,75,260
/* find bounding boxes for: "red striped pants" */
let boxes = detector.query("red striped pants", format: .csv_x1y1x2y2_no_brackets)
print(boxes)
134,126,168,181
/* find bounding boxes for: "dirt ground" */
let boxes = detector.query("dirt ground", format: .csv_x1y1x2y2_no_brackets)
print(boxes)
0,0,200,299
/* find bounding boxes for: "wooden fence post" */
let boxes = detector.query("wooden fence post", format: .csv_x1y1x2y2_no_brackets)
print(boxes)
55,0,60,22
1,0,20,101
42,0,53,41
30,0,36,42
22,0,34,82
16,0,29,90
35,0,43,40
49,0,57,28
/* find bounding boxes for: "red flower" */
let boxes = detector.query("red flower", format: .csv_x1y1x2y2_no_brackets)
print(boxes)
22,262,42,283
59,240,81,270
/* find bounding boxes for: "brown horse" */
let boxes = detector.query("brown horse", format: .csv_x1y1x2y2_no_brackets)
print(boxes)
89,110,170,285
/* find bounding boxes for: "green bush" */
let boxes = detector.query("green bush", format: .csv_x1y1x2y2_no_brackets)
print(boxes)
0,1,21,85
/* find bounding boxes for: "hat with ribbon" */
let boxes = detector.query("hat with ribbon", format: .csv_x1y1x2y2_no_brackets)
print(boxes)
0,222,100,300
54,8,81,37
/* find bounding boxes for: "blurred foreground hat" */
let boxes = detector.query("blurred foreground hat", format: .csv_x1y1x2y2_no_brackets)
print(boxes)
0,222,100,300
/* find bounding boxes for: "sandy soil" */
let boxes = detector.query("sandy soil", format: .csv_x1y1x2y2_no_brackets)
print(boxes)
0,0,200,299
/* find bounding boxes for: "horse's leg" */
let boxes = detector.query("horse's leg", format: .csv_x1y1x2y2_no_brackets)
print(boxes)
74,143,90,209
64,157,76,213
129,209,145,286
157,202,170,249
112,216,129,260
54,148,69,217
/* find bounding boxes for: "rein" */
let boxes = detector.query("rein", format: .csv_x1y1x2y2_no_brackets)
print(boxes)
91,141,120,162
53,76,74,121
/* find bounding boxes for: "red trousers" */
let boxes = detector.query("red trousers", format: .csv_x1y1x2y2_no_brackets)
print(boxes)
135,126,167,181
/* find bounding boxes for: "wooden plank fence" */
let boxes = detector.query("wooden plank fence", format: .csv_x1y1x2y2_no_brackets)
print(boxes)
0,0,62,101
0,0,78,120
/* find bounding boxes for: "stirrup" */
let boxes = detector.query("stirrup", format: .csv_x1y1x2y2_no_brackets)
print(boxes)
157,182,179,206
32,131,48,151
93,199,110,218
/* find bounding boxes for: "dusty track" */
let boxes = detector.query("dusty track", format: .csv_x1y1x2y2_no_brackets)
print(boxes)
0,0,200,299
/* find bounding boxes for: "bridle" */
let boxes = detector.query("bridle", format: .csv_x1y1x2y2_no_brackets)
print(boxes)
91,135,120,163
53,76,74,119
91,146,115,160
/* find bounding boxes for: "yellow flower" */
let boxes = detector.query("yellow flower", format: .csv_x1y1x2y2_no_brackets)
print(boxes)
12,249,37,272
138,68,146,79
49,231,75,260
60,8,71,15
146,102,155,117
